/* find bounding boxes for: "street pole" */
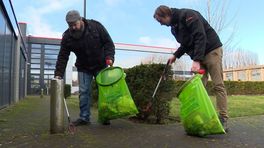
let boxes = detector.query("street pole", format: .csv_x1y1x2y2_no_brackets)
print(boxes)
84,0,86,18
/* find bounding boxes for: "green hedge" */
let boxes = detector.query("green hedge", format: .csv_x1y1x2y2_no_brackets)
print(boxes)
91,65,264,124
173,80,264,96
125,63,175,123
205,81,264,95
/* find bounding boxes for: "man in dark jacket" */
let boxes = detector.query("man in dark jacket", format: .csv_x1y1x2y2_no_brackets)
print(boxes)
55,10,115,126
154,5,228,132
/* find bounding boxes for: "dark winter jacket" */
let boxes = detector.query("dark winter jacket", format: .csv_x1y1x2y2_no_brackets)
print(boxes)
171,8,222,61
55,18,115,77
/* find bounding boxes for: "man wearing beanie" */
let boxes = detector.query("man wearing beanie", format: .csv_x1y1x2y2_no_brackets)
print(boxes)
153,5,229,132
55,10,115,126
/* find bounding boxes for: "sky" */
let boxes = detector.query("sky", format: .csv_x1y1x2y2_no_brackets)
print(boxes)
11,0,264,66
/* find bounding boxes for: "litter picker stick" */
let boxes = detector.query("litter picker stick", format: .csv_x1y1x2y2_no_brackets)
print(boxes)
63,98,70,123
143,60,170,113
63,98,76,134
152,60,170,99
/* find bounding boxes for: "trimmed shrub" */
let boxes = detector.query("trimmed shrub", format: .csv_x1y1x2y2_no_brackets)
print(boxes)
125,63,175,124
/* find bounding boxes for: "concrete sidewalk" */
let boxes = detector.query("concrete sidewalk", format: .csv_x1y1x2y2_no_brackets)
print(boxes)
0,96,263,148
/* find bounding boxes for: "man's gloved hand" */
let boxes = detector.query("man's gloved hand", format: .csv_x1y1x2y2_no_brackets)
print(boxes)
106,57,113,67
168,55,176,64
191,61,201,72
54,76,62,79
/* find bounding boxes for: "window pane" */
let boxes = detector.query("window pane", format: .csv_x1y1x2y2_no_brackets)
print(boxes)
31,58,40,64
31,48,41,53
45,49,59,54
31,79,39,84
44,65,55,69
31,85,41,94
238,71,246,81
252,70,261,81
31,75,40,79
44,61,55,69
44,74,53,79
31,69,40,74
31,44,41,48
1,20,12,105
31,83,40,87
44,44,60,49
44,70,54,75
30,75,40,85
45,54,57,59
226,72,233,80
31,64,40,68
31,53,41,58
44,59,56,65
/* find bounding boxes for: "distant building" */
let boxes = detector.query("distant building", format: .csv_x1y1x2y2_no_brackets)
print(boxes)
223,65,264,81
0,1,28,108
26,36,73,95
173,70,192,80
25,37,178,94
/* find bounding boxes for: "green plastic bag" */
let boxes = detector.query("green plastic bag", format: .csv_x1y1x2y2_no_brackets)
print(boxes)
177,74,225,137
96,67,138,123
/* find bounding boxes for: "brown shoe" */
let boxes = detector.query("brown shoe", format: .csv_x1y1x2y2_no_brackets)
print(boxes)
219,117,229,133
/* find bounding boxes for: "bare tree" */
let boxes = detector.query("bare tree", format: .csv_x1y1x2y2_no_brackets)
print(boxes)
204,0,238,50
141,54,192,73
223,49,259,69
141,54,168,64
204,0,259,68
172,57,191,71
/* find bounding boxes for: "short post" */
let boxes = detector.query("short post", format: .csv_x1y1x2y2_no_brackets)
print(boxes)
40,88,44,98
50,78,64,134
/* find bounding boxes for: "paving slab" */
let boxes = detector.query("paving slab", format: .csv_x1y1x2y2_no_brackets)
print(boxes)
0,97,263,148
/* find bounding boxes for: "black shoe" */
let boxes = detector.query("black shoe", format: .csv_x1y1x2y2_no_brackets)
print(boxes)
102,120,111,125
219,117,229,133
72,119,90,126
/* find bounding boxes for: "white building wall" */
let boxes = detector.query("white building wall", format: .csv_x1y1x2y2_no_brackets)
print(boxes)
65,53,75,86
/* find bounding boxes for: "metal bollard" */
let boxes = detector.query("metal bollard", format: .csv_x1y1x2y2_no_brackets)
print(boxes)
50,78,64,134
40,88,44,98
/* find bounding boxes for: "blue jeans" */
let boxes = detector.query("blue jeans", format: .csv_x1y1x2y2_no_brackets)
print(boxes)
78,71,95,121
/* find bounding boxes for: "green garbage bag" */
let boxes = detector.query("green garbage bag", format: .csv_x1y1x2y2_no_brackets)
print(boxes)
96,67,138,123
177,74,225,137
